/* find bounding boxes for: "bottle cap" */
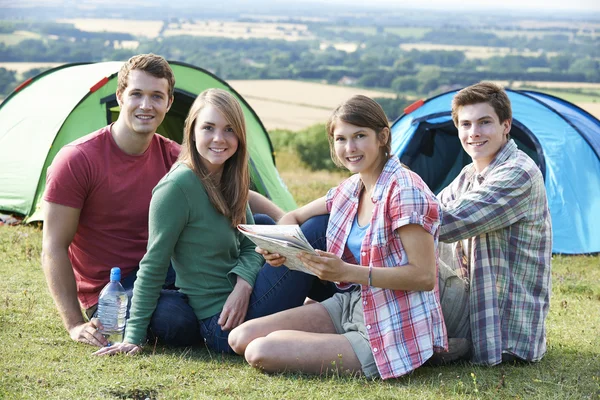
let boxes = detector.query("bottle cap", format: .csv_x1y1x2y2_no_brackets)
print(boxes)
110,267,121,282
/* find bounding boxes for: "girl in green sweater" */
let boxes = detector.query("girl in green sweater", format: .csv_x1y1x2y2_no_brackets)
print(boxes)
95,88,319,355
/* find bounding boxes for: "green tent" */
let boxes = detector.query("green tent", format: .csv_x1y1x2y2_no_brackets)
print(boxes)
0,61,296,222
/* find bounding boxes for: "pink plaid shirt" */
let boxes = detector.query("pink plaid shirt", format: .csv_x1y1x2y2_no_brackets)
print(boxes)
326,156,448,379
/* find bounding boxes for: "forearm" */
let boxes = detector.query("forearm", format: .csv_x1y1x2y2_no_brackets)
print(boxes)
439,168,532,242
278,210,303,225
439,200,523,242
278,196,328,226
248,191,285,222
41,247,85,331
344,263,436,292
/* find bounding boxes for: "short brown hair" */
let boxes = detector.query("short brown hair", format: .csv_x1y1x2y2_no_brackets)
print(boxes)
326,95,391,169
117,53,175,98
451,81,512,126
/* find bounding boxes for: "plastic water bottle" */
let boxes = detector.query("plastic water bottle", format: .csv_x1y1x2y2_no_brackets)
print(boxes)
97,267,129,345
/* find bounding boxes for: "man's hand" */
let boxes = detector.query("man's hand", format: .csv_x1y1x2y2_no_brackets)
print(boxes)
93,342,141,356
218,277,252,331
69,318,108,347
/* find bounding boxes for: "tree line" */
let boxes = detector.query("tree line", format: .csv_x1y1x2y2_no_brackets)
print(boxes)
1,19,599,121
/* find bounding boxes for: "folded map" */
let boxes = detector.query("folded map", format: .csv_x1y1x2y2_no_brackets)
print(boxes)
237,224,316,276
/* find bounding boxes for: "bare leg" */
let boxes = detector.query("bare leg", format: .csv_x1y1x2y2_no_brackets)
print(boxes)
229,303,363,376
229,303,335,354
246,330,362,376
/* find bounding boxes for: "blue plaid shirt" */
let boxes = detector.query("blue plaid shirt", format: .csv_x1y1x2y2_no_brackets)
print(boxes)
438,140,552,365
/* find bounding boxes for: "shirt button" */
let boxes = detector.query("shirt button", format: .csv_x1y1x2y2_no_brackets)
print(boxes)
373,347,378,353
363,300,367,305
366,324,371,329
361,251,366,256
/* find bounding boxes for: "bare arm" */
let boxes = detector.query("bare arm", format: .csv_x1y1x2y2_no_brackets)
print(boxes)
299,224,436,291
248,191,285,222
278,196,328,225
41,201,108,347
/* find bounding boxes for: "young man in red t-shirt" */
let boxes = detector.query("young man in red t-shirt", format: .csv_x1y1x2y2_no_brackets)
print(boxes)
42,54,284,348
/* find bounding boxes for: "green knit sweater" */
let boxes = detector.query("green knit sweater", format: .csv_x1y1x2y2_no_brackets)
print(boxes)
124,163,263,345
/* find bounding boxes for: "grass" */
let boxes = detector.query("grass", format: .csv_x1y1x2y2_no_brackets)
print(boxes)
1,153,600,399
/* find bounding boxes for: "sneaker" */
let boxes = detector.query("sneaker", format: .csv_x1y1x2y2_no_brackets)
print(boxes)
427,338,471,366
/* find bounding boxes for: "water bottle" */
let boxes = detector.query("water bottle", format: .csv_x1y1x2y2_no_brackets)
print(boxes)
97,267,129,345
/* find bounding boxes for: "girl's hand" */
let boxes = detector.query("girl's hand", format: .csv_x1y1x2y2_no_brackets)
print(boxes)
298,250,351,282
218,277,252,331
255,246,286,267
93,342,141,356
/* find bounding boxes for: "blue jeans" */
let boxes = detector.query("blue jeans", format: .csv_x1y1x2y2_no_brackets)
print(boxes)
200,214,334,353
100,265,201,347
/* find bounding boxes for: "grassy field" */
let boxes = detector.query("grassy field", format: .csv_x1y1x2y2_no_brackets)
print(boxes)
325,26,430,39
163,21,313,41
228,80,397,131
399,43,558,59
0,30,42,45
55,18,163,38
0,62,63,74
1,148,600,399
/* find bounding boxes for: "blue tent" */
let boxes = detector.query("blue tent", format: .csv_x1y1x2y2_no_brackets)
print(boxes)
391,89,600,254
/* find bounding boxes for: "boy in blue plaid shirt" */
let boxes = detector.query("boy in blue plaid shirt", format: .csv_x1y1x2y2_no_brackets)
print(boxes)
437,82,552,366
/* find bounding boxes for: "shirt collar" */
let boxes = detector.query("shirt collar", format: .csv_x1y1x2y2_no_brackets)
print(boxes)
348,156,400,203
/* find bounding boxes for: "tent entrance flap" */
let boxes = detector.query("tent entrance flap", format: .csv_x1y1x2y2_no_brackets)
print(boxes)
400,120,545,194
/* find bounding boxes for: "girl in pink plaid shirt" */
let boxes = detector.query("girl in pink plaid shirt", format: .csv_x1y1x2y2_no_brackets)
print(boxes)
229,95,447,379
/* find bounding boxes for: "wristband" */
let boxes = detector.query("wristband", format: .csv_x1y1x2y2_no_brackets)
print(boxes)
368,265,373,287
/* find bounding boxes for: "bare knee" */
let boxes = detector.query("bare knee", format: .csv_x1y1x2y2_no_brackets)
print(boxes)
244,337,273,371
228,321,262,355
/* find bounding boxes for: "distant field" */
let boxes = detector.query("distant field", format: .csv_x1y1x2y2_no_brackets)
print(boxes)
0,30,42,45
56,18,163,38
385,27,431,39
164,21,314,41
578,103,600,118
515,19,600,31
325,26,430,39
485,29,595,39
229,79,397,130
0,62,63,74
319,42,359,52
325,26,377,35
533,91,600,103
400,43,558,59
498,81,600,90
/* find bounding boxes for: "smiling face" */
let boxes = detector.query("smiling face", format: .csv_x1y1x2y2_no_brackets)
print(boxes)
457,102,511,173
193,104,239,175
116,69,172,137
332,119,387,179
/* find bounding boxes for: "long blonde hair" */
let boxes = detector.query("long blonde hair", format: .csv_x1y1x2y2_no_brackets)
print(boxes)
178,88,249,227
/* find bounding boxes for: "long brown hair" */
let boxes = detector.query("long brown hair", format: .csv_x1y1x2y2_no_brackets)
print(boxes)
326,95,392,170
178,88,249,227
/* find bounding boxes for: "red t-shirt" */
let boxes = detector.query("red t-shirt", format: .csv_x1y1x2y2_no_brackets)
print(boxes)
44,125,180,309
